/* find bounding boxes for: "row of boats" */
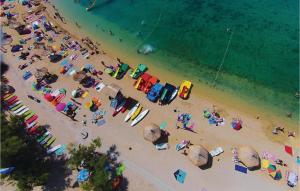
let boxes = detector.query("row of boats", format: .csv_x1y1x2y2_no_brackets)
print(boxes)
110,63,193,105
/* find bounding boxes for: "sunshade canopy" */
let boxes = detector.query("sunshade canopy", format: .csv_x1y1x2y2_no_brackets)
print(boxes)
188,145,209,167
143,124,161,142
237,146,260,170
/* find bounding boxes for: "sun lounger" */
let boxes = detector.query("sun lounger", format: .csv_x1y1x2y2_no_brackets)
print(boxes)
47,144,62,154
25,115,38,124
156,143,169,150
13,106,27,114
28,124,39,133
26,121,38,129
44,137,56,148
235,164,247,174
7,96,18,104
55,144,66,156
3,94,15,101
8,100,22,109
10,103,23,111
16,108,30,116
40,135,52,145
95,83,106,92
24,112,35,120
209,147,224,157
37,131,50,143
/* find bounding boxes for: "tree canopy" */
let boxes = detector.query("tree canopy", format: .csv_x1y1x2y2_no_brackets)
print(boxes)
68,137,114,191
1,114,53,191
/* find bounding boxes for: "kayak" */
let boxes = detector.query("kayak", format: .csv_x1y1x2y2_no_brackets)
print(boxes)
27,121,38,130
11,103,23,111
37,131,50,143
45,137,56,148
178,80,192,99
130,105,142,120
13,106,27,114
124,103,140,122
121,98,132,113
16,107,29,116
25,115,38,124
131,109,149,127
9,101,22,109
3,94,14,101
40,135,52,145
24,112,35,120
112,99,126,117
169,88,179,103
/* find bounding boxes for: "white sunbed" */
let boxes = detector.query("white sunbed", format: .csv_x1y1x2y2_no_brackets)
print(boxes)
47,144,62,154
95,83,106,92
156,143,169,150
210,147,224,157
13,106,28,115
16,108,30,116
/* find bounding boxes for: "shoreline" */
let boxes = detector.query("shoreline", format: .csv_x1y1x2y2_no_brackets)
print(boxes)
46,1,298,132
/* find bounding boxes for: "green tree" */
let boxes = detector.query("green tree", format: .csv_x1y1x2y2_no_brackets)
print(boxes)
1,114,52,191
68,137,113,191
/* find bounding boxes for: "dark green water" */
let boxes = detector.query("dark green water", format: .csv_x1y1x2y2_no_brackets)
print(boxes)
53,0,299,119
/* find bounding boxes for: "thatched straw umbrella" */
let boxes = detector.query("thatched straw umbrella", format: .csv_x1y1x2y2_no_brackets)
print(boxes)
237,146,260,170
143,124,161,142
188,145,209,167
73,71,86,82
34,67,48,81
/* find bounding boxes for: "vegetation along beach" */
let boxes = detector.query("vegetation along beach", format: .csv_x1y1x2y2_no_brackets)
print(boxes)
0,0,299,191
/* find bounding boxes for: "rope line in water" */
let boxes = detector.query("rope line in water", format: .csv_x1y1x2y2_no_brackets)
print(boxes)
213,29,234,87
134,9,163,50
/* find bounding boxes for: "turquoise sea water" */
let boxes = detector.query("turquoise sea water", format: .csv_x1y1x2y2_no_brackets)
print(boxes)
53,0,299,120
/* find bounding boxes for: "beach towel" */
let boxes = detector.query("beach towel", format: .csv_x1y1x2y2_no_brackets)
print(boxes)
235,164,247,174
116,164,125,176
160,121,167,130
297,157,300,165
77,169,89,182
0,167,15,175
285,145,293,156
97,119,106,126
174,169,187,184
55,144,66,156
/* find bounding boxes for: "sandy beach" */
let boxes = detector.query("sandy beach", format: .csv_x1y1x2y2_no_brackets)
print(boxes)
0,1,299,191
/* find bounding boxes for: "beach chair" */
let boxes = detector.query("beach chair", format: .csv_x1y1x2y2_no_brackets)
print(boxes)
209,147,224,157
155,143,169,150
44,137,56,148
37,131,50,143
9,101,22,109
174,169,187,184
47,144,62,154
16,108,30,116
3,94,15,101
25,115,38,124
235,164,247,174
13,106,27,114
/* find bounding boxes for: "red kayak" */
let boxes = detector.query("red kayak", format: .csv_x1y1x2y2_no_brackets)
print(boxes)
25,115,38,124
28,124,40,134
121,98,132,113
7,96,18,104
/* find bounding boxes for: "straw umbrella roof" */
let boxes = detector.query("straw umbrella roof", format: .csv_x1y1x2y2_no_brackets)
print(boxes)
73,71,86,82
34,67,48,80
237,146,260,169
143,124,161,142
188,145,209,167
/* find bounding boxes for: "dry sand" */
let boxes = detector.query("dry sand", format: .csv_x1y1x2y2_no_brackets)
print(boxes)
0,2,299,191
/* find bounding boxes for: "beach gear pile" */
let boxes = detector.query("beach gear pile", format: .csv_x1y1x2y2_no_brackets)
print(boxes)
203,109,225,126
231,118,242,130
176,113,193,129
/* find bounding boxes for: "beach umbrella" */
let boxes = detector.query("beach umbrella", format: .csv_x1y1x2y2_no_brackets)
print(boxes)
188,145,209,167
77,169,89,183
237,146,260,170
261,159,270,170
73,71,86,82
44,93,54,102
143,124,161,142
267,164,276,173
270,170,282,180
56,102,66,112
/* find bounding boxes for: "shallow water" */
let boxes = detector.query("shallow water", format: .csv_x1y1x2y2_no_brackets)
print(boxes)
53,0,299,119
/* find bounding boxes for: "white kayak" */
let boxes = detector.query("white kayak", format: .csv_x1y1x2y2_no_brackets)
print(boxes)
47,144,62,154
124,103,140,122
95,83,106,92
169,88,179,103
131,109,149,127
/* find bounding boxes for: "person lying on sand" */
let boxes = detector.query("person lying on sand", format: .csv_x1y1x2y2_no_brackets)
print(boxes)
288,131,296,137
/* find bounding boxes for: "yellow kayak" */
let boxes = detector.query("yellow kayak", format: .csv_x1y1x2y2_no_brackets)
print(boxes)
130,106,142,120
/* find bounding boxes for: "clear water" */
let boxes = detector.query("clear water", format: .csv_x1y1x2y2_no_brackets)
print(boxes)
53,0,299,120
